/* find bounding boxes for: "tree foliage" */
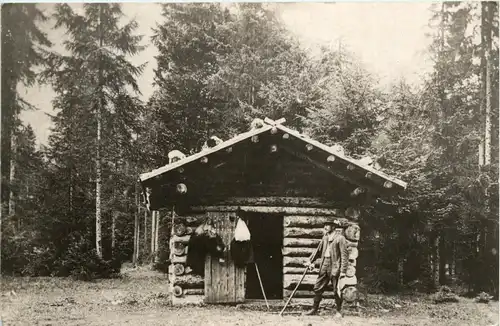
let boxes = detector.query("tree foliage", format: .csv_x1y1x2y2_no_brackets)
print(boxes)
1,4,51,213
1,3,498,297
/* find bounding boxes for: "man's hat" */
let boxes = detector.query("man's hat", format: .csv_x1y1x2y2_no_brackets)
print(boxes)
325,219,343,228
333,219,344,228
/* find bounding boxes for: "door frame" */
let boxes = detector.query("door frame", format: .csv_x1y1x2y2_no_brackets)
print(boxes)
197,205,291,304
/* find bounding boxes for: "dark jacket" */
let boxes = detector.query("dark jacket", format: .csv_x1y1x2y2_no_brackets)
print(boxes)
308,230,349,276
230,239,254,267
186,233,225,276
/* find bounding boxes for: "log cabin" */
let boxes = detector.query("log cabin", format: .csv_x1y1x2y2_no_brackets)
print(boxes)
139,117,407,305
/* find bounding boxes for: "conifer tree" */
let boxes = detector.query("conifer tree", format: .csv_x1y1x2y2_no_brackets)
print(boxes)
43,3,145,258
1,4,51,275
1,4,51,218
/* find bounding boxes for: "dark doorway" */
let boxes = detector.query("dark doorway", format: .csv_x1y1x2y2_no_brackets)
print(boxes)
244,212,283,300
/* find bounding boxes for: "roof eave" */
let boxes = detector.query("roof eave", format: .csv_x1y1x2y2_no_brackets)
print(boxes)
139,124,273,183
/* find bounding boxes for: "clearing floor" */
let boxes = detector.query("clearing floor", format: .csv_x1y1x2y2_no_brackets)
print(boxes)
1,267,498,326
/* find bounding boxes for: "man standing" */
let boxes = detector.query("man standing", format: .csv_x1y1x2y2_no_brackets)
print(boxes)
304,220,349,317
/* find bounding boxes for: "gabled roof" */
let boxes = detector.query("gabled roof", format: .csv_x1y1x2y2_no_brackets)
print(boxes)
140,123,274,182
140,118,407,198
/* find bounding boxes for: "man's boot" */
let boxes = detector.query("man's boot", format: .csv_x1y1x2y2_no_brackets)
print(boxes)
333,296,343,318
303,294,322,315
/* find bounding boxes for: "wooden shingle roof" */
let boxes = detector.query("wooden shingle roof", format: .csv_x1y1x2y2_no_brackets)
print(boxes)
139,118,407,210
140,118,406,190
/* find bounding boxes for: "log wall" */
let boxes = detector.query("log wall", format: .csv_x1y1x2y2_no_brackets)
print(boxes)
281,214,360,303
169,202,362,305
169,213,207,305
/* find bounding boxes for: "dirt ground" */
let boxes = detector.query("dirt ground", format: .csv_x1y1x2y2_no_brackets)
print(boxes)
1,267,498,326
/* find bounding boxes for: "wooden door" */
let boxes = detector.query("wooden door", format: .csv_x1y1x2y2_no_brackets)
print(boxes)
204,211,246,303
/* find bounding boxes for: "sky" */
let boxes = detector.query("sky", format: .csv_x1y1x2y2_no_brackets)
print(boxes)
19,2,434,147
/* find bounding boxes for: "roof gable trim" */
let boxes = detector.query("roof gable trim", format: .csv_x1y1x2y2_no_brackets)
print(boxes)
139,117,407,191
139,124,272,182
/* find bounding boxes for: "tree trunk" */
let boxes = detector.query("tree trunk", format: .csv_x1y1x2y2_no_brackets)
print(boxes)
150,210,159,264
484,1,493,166
397,256,404,286
111,155,120,256
95,4,104,259
439,234,446,285
144,207,148,256
155,211,160,263
0,187,2,276
451,240,457,278
95,109,102,258
9,132,17,230
433,233,440,289
133,181,140,265
111,211,117,252
151,211,155,259
69,169,73,214
478,1,494,293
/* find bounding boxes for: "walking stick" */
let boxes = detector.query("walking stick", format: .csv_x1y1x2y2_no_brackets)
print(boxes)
279,241,322,317
254,262,270,310
279,264,309,317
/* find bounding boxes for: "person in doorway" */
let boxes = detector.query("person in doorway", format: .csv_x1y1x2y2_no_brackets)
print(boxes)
303,219,349,317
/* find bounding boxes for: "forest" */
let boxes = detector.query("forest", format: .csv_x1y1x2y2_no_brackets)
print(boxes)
1,2,498,300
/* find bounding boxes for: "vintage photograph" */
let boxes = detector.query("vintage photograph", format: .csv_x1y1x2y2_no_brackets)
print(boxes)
1,2,499,325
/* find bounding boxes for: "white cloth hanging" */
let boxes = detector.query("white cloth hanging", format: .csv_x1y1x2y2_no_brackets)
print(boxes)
234,218,251,241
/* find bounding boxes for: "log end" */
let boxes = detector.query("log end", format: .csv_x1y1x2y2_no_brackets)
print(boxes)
174,263,185,276
174,223,187,236
173,285,183,297
342,286,358,303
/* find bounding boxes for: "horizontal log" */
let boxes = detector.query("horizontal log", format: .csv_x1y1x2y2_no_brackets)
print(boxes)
184,289,204,295
284,216,351,228
208,197,344,208
346,265,356,277
284,227,324,238
283,290,335,299
282,247,316,257
173,275,204,288
346,240,358,248
345,207,361,219
284,267,318,275
173,224,194,236
341,275,358,287
348,247,358,260
276,298,339,307
171,235,191,245
190,206,340,216
278,298,339,306
175,215,206,226
171,255,186,264
172,295,204,305
284,274,328,291
283,237,321,248
345,224,361,241
283,274,357,291
283,257,310,267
